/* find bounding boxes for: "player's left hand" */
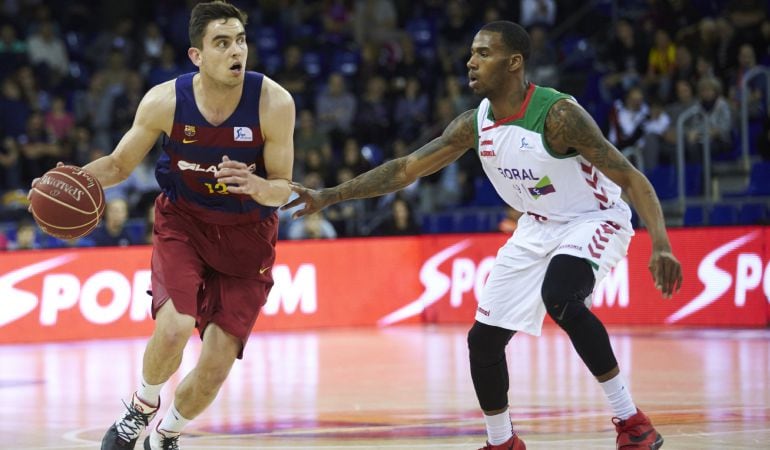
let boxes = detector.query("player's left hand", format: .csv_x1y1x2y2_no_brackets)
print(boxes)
648,249,682,299
215,155,261,196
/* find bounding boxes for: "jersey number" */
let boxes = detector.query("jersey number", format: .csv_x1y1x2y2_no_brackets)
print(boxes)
203,182,229,195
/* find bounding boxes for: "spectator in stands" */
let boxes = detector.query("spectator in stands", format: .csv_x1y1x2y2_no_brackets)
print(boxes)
373,196,421,236
640,98,671,169
600,19,649,103
394,77,429,142
353,0,402,48
0,24,27,79
526,25,559,88
685,77,732,162
26,20,69,78
91,198,136,247
316,72,356,145
325,166,365,236
662,79,698,153
0,77,30,138
727,43,765,121
9,220,40,250
147,44,183,86
354,75,392,147
294,109,333,167
274,44,311,111
671,45,696,90
18,112,61,185
0,132,20,190
111,71,144,141
445,74,474,117
287,211,337,240
608,86,649,161
519,0,556,28
44,96,75,142
73,72,115,150
341,137,372,176
16,65,50,112
644,28,676,100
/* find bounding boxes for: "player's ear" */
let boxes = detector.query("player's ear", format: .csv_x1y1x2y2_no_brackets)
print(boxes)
510,53,523,72
188,47,202,67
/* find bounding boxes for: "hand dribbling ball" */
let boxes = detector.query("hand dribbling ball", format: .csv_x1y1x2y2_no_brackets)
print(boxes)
29,165,105,240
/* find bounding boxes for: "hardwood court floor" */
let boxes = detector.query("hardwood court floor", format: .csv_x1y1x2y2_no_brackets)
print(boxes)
2,325,768,449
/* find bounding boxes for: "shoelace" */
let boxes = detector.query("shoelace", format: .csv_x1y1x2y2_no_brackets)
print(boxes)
158,433,180,450
114,399,151,442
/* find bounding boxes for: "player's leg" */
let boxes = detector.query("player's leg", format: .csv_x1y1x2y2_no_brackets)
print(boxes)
145,323,240,449
471,226,549,450
544,220,662,449
101,198,206,450
145,271,268,449
468,322,527,450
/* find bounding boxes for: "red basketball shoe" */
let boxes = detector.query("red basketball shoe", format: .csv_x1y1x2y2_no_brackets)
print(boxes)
613,408,664,449
478,434,526,450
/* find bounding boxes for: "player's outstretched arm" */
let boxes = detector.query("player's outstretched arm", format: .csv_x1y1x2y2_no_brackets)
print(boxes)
283,109,477,218
216,76,295,206
83,82,174,188
544,99,682,298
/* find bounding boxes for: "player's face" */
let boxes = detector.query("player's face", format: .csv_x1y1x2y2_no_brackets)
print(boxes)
466,31,519,97
193,18,247,86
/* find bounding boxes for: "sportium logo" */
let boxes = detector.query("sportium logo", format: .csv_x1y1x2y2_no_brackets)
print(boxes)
666,231,767,323
377,240,495,326
0,256,317,329
0,255,152,327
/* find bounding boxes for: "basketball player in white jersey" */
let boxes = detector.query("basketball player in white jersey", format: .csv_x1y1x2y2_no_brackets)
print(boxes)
284,21,680,450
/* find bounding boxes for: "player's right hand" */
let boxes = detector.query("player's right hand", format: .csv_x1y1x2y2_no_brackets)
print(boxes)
282,182,336,219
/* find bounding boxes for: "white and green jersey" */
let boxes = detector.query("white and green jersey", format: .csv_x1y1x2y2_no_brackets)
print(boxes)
474,84,630,224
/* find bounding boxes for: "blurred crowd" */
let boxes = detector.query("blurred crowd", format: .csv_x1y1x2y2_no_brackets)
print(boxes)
0,0,768,250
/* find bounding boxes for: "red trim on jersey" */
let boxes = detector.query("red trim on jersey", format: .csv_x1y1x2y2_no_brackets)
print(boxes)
170,123,264,148
481,83,537,132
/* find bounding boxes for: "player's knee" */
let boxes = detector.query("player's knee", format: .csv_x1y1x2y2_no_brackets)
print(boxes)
467,321,514,367
154,316,195,350
541,254,595,325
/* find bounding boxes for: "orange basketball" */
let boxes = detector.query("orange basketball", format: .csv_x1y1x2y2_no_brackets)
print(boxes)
30,165,105,240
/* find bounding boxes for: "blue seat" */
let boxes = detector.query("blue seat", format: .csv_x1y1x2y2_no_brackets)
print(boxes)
421,212,453,234
683,205,704,226
746,161,770,196
472,177,503,207
685,164,703,196
738,203,766,224
708,204,738,226
645,165,677,199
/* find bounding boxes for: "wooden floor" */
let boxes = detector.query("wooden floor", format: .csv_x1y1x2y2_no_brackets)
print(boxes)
2,324,769,450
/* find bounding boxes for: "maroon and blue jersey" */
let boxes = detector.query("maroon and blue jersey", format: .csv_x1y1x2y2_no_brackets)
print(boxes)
156,71,275,225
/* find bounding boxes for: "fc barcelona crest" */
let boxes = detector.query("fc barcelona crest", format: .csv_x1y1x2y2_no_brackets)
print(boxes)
184,125,196,137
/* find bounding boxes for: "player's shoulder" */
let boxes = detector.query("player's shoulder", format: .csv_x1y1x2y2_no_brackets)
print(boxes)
140,79,176,111
259,74,294,104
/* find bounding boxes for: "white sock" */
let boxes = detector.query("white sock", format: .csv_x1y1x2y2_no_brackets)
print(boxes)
157,402,191,433
484,409,513,445
600,373,637,420
137,376,164,407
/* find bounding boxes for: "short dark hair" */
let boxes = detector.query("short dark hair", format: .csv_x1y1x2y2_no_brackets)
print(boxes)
189,1,248,48
480,21,531,61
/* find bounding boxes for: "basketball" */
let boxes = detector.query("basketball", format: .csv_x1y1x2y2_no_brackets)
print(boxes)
29,165,105,240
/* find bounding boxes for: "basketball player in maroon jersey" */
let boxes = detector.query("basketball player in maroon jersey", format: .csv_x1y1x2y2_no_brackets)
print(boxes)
58,2,294,449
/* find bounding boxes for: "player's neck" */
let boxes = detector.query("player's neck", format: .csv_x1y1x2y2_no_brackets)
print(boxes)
488,80,530,121
193,73,243,125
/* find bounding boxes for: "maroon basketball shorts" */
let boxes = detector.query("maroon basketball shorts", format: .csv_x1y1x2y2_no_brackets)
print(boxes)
150,196,277,358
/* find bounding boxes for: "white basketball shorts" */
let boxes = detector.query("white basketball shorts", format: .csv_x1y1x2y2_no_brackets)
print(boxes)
475,207,634,335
